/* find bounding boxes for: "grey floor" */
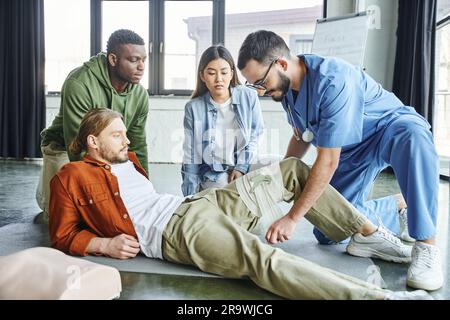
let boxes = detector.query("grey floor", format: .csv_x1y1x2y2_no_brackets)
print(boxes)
0,159,449,299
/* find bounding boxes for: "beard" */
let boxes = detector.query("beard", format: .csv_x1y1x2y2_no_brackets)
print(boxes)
98,144,129,164
271,71,291,102
117,71,136,84
112,67,140,85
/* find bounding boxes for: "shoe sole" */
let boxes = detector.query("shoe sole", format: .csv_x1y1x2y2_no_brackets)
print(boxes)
346,244,412,263
407,278,443,291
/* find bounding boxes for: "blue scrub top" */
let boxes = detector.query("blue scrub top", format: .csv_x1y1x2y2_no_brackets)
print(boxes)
282,54,429,166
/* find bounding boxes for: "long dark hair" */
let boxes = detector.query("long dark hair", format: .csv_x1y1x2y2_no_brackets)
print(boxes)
191,45,241,99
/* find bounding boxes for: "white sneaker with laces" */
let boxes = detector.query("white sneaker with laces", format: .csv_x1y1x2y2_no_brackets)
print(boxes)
407,242,443,291
398,208,415,243
384,289,433,300
346,226,412,263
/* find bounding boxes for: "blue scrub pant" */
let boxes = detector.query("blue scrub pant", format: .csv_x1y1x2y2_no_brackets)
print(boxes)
314,114,439,244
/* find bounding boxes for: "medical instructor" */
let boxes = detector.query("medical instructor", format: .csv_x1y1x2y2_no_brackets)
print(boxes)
237,30,442,292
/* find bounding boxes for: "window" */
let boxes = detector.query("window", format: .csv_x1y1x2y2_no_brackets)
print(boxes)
44,0,90,93
45,0,324,95
163,1,213,91
437,0,450,21
224,0,323,82
435,0,450,178
100,0,215,95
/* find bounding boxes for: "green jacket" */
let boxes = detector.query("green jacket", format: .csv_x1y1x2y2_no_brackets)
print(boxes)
41,53,149,173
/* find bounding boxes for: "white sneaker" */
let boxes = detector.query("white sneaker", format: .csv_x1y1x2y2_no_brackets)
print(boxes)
346,226,412,263
384,290,434,300
398,208,415,243
407,242,444,291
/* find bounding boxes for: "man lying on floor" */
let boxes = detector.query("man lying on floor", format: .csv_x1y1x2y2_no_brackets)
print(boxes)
49,108,430,300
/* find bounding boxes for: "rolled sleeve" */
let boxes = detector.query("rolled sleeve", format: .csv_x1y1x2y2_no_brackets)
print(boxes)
234,163,250,174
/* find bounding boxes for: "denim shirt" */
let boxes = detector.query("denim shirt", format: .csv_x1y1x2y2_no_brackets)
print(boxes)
181,85,264,196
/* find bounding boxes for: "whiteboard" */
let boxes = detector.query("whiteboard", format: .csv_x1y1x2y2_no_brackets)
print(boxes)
311,12,369,67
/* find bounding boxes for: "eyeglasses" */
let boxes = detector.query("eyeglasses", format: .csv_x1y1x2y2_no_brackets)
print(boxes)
245,58,278,93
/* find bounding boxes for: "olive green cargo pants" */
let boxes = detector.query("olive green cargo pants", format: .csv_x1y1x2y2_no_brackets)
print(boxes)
162,158,386,300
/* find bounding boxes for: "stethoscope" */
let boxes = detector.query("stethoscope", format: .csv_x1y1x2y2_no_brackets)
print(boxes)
285,72,314,143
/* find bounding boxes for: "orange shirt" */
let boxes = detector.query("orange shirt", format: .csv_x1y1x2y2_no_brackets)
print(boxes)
49,152,147,256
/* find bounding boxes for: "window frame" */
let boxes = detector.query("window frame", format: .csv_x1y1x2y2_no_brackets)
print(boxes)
47,0,325,96
91,0,223,96
437,14,450,29
157,0,222,95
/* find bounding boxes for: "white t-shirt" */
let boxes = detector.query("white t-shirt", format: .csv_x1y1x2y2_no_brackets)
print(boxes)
211,97,241,165
111,161,184,259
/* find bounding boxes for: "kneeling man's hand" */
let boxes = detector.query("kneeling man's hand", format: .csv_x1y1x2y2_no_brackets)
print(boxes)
265,215,297,244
